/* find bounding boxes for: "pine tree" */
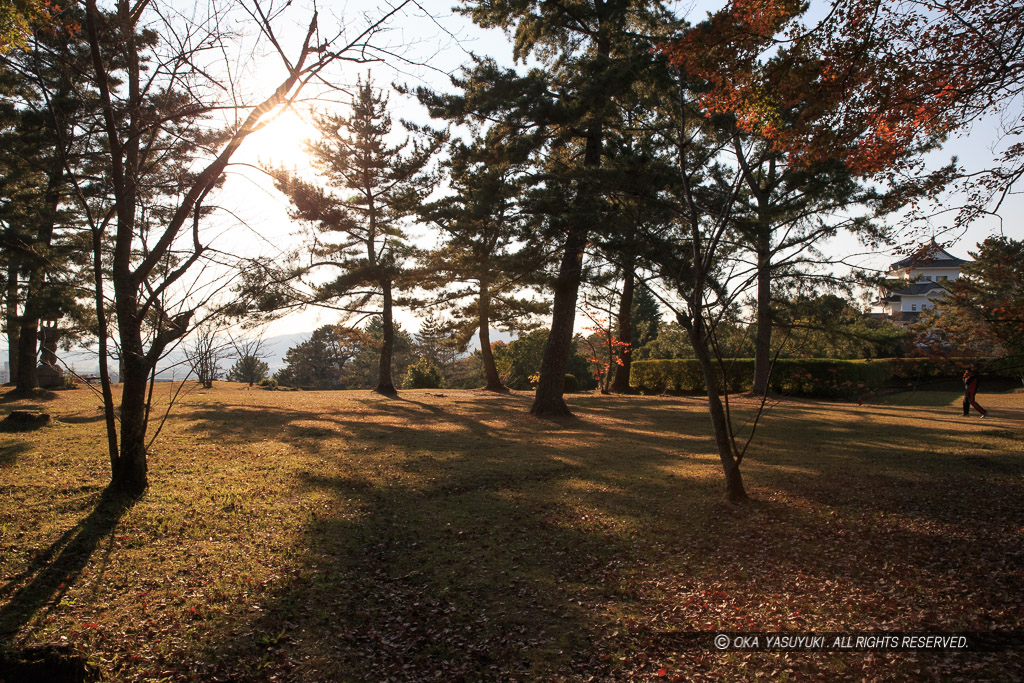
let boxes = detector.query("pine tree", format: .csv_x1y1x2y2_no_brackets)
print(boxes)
275,325,364,389
226,356,269,386
417,132,548,391
413,313,458,373
426,0,676,414
730,138,879,395
0,4,95,391
273,76,439,396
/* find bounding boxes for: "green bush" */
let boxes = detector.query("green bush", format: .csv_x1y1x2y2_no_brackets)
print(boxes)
564,373,579,393
258,377,279,390
630,358,893,398
403,358,445,389
630,359,748,394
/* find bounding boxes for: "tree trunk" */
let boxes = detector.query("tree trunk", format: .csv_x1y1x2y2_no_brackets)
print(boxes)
109,295,149,495
530,20,610,417
15,320,38,391
375,281,397,395
91,225,119,477
530,226,587,416
685,314,749,503
6,260,19,384
751,224,772,396
112,354,149,496
477,285,505,391
610,263,635,393
15,140,65,393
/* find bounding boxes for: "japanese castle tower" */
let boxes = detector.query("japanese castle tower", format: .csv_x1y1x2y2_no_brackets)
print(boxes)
873,239,969,319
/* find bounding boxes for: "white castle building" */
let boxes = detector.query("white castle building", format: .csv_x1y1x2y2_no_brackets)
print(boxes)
873,239,969,319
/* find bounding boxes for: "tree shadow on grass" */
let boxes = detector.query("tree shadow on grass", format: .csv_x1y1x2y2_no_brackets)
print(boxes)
183,390,1024,680
178,396,720,680
0,489,134,640
29,390,1012,680
0,388,59,404
0,443,31,466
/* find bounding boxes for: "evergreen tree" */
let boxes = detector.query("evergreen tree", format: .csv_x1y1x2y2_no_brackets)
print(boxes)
413,313,459,375
599,119,675,393
273,76,439,396
941,236,1024,378
275,325,363,390
402,357,445,389
417,132,548,391
226,335,271,386
0,4,95,391
624,281,660,349
421,0,676,414
227,356,270,386
730,135,880,395
341,316,416,390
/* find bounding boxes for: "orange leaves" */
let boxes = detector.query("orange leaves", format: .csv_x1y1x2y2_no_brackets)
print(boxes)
661,0,1020,179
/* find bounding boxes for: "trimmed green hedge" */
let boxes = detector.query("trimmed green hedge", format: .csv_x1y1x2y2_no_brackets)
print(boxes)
629,356,1015,398
630,358,889,398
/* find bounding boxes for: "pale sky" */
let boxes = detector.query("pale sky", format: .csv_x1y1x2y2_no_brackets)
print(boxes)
194,1,1024,338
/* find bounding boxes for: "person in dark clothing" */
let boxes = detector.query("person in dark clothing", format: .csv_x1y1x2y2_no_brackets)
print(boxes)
962,366,988,417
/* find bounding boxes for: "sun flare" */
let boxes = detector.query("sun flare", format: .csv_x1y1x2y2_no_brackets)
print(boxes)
248,108,318,169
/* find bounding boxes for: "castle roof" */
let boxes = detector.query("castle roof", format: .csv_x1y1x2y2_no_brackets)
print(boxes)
888,238,968,272
886,281,949,297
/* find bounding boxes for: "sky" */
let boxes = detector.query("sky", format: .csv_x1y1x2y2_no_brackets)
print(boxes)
61,0,1024,353
214,0,1022,341
210,1,509,339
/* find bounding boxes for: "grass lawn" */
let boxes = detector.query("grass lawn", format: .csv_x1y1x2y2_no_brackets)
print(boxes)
1,382,1022,681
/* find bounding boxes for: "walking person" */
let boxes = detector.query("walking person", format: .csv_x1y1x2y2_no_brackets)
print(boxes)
962,365,988,418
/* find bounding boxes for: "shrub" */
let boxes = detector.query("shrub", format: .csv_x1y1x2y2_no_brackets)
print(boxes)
630,358,894,398
403,358,445,389
258,378,279,390
564,374,579,393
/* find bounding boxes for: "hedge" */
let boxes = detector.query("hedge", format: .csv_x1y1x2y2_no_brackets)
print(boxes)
629,357,1014,398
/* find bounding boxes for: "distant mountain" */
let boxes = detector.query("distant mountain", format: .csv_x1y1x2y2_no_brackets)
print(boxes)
0,327,521,382
0,330,310,382
259,332,311,371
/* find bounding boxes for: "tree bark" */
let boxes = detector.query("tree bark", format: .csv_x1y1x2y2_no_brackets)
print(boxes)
685,313,749,503
530,225,587,416
610,262,635,393
15,151,64,393
477,285,505,391
6,259,18,384
375,281,397,395
14,322,38,391
109,293,148,495
91,224,118,477
751,223,772,396
530,15,611,417
112,359,149,496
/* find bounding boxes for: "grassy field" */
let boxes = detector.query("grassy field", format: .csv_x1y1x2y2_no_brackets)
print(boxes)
0,382,1022,681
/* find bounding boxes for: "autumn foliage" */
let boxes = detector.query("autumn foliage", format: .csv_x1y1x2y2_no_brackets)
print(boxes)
580,305,631,394
662,0,1024,178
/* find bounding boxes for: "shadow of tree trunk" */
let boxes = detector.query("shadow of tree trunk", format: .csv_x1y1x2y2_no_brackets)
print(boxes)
0,488,135,638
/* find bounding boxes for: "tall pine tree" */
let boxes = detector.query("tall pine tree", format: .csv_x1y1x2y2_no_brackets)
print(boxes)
438,0,675,415
273,76,439,395
0,4,94,391
417,132,547,391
